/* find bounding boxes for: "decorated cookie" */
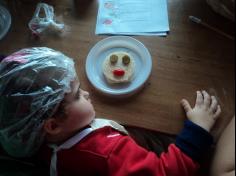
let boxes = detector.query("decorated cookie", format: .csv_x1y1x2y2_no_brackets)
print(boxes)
103,52,135,84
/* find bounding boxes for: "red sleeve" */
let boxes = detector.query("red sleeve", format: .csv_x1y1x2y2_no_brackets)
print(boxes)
108,136,199,176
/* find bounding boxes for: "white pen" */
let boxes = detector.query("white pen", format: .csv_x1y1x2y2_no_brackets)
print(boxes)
189,15,234,41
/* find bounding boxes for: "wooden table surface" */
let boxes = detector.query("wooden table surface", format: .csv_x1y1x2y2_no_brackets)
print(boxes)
0,0,235,137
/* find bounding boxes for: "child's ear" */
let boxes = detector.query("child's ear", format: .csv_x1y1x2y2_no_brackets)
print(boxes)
43,118,62,135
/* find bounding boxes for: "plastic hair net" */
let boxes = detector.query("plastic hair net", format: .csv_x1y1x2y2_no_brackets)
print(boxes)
0,47,76,157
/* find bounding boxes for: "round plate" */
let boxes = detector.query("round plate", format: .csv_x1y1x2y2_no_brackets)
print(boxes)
86,36,152,97
0,5,11,40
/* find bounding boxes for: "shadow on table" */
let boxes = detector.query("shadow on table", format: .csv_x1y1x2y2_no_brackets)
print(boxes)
73,0,94,17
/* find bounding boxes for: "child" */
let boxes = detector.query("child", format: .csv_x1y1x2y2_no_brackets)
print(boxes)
0,47,221,176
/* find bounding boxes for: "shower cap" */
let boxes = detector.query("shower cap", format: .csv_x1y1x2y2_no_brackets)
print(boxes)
0,47,76,157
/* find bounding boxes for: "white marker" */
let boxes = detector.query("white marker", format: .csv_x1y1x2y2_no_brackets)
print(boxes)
189,15,234,41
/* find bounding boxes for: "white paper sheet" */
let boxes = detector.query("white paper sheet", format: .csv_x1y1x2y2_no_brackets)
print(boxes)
96,0,170,36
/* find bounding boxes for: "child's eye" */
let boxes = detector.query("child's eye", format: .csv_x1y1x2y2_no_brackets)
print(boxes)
75,89,81,100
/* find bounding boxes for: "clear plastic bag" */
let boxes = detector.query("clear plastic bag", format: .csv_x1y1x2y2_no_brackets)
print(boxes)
0,47,76,157
28,3,65,37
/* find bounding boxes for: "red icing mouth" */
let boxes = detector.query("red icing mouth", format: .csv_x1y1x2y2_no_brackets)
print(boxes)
113,69,125,76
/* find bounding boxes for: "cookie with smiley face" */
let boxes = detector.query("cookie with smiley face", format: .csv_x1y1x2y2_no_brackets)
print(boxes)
103,52,135,84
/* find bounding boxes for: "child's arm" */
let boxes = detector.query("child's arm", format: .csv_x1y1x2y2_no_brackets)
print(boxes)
210,117,235,176
107,90,220,176
175,90,221,162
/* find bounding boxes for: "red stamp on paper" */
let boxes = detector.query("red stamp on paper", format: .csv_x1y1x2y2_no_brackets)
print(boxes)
103,19,113,25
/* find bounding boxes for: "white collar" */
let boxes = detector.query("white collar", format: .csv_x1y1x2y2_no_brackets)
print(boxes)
49,127,93,176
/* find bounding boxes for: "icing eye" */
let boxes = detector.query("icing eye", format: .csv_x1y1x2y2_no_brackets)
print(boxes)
110,55,118,64
122,55,130,65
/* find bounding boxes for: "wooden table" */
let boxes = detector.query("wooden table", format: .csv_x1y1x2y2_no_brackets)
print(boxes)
0,0,235,137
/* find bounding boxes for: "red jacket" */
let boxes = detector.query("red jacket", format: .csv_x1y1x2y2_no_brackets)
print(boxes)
40,126,200,176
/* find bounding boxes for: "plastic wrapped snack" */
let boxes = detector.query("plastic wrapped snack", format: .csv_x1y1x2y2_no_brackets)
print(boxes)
28,3,65,37
0,47,76,157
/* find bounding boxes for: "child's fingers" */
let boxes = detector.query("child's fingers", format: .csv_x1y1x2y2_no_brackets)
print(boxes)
196,91,203,106
202,90,211,107
213,105,221,119
181,99,192,113
210,96,218,112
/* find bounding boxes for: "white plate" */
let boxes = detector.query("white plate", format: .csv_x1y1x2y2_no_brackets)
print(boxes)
86,36,152,97
0,5,11,40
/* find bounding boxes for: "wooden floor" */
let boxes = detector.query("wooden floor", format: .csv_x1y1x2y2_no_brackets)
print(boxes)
0,0,235,138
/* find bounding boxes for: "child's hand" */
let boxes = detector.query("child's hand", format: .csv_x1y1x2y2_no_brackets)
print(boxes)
181,90,221,132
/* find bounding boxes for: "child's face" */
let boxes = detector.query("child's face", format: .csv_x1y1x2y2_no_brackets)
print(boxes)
58,79,95,132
